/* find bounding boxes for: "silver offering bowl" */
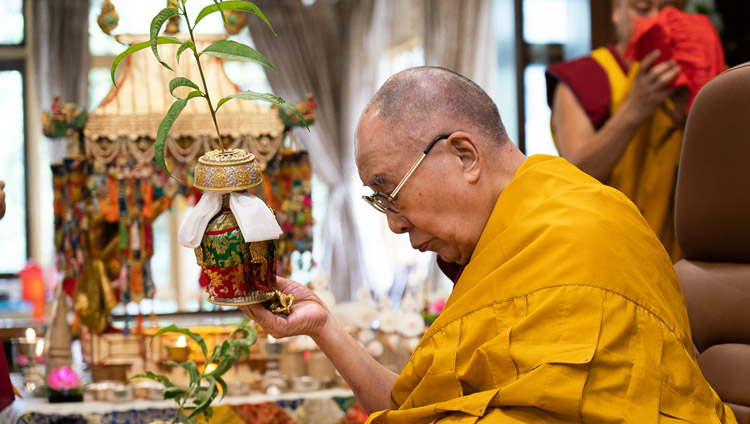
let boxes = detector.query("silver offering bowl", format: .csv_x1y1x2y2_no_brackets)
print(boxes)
11,334,45,395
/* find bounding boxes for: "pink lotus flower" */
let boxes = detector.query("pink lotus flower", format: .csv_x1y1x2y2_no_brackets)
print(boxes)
47,366,82,391
428,299,446,316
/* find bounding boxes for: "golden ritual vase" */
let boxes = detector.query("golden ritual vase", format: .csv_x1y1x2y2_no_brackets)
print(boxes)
192,149,293,313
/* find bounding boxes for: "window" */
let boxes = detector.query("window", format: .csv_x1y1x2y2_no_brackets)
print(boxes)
0,0,29,277
515,0,591,155
0,0,24,45
0,68,27,274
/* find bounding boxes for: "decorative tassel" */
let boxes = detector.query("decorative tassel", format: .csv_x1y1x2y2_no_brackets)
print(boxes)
120,261,130,303
113,259,125,295
142,183,153,218
106,178,118,222
118,222,128,250
144,222,153,257
129,223,141,251
130,261,143,303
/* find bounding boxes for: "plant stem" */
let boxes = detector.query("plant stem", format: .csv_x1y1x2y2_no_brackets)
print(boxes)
182,2,225,151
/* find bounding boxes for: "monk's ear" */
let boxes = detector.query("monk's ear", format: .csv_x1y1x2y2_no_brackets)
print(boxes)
447,132,481,183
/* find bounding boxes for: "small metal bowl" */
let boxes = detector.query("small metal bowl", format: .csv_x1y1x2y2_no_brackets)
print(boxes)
291,376,320,392
132,380,165,400
107,383,134,402
87,381,117,401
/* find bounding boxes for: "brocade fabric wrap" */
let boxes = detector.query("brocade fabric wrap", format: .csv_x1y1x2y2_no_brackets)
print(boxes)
200,207,278,302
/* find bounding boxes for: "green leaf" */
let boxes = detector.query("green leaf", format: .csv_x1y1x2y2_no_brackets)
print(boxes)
176,40,195,64
163,386,189,400
208,344,221,364
217,91,309,129
201,40,275,71
188,376,217,419
129,371,174,388
194,1,275,35
111,37,183,86
169,77,201,99
208,357,235,379
150,8,181,71
231,337,256,350
215,376,228,400
213,0,228,25
169,0,180,7
163,359,200,385
219,340,233,358
153,325,208,358
181,360,200,385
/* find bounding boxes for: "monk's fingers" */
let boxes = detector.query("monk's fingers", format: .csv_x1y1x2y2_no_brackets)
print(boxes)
646,58,676,80
239,303,289,337
654,64,681,88
639,49,662,72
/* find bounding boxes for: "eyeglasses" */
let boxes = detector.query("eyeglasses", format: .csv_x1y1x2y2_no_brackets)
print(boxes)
362,134,451,214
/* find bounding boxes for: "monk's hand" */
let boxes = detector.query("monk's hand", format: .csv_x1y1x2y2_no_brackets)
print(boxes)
662,86,689,129
625,49,682,123
239,276,330,339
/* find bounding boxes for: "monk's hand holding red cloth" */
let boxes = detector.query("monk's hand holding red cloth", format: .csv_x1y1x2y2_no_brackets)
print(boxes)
625,6,725,114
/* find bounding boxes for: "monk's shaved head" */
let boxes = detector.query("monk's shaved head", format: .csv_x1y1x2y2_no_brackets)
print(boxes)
363,67,509,148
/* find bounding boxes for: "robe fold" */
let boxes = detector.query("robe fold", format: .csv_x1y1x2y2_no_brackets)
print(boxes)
546,46,683,262
366,155,734,423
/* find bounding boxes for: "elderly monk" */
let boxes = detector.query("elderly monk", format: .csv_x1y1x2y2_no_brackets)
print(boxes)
241,67,735,423
546,0,689,263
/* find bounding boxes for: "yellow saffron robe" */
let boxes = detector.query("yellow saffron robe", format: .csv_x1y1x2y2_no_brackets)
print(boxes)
549,47,683,262
366,155,734,423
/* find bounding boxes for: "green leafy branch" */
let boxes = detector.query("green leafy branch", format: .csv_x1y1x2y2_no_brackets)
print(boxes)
110,0,308,178
130,318,258,424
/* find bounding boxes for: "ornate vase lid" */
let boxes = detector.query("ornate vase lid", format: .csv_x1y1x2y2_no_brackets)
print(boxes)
193,148,263,192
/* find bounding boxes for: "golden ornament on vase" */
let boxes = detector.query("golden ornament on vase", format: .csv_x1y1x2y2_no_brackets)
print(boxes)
193,148,262,191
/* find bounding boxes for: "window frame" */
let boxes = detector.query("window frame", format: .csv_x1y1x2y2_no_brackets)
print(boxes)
0,0,31,277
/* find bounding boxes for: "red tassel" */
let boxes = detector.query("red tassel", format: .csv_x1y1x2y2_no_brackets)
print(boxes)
106,178,118,222
142,183,153,218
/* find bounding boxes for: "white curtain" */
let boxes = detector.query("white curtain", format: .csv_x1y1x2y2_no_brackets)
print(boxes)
423,0,495,91
34,0,91,108
247,0,384,300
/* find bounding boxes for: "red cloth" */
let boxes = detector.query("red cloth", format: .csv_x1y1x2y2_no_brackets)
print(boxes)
0,348,16,411
624,7,725,110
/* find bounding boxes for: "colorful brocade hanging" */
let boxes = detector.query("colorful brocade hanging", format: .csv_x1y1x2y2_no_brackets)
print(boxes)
102,159,159,304
250,148,313,276
52,158,89,297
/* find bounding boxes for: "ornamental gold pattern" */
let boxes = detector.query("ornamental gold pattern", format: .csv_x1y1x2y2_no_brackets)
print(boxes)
193,148,262,191
195,165,206,187
236,166,250,186
211,168,228,188
250,241,268,262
